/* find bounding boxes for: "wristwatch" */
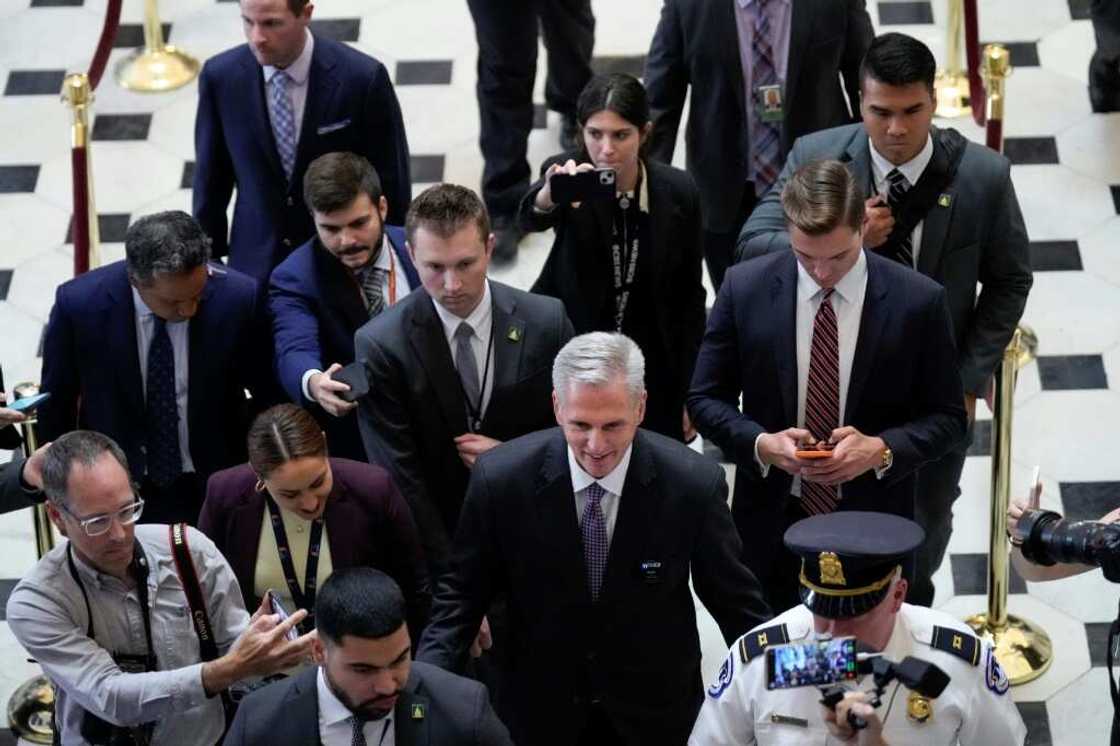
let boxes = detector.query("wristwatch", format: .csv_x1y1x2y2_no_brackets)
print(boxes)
879,446,894,471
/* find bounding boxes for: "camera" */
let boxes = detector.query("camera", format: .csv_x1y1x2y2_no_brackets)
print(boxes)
80,713,152,746
598,169,616,186
819,654,950,731
1014,509,1120,583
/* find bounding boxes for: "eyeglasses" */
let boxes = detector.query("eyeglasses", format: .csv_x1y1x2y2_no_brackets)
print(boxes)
57,498,145,537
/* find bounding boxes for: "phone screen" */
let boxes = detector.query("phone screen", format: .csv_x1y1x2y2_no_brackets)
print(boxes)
267,590,300,642
765,637,858,690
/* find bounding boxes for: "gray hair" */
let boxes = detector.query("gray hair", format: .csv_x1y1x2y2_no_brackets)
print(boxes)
42,431,132,508
552,332,645,404
125,210,212,286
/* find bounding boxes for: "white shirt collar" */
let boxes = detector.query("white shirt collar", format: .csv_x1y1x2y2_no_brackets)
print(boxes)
568,443,633,497
795,248,868,306
869,133,934,189
739,0,789,8
432,280,493,339
131,286,155,318
316,667,392,730
263,28,314,85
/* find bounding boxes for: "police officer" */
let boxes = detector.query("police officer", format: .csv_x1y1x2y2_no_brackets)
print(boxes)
689,511,1027,745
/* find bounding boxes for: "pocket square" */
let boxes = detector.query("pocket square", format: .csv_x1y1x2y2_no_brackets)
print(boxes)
317,119,351,135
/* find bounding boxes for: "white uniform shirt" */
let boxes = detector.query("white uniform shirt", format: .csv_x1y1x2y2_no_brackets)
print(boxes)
690,603,1027,745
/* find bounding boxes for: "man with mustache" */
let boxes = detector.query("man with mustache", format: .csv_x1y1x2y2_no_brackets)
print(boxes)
270,152,420,460
225,567,512,746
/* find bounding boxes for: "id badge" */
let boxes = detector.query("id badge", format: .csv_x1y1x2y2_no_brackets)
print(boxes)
756,84,784,122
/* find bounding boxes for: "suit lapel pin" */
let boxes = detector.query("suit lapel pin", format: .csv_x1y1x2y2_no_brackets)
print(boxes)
506,326,522,343
411,703,425,720
937,193,952,208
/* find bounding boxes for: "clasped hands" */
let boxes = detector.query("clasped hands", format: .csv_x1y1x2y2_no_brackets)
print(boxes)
758,426,886,486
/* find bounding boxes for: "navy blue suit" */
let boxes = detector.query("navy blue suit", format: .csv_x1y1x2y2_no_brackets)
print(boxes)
688,251,967,607
193,35,411,283
269,226,419,459
38,262,276,503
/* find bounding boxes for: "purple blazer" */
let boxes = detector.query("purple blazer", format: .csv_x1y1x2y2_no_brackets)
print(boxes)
199,457,430,636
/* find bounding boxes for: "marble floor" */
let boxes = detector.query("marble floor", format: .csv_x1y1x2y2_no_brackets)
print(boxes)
0,0,1119,743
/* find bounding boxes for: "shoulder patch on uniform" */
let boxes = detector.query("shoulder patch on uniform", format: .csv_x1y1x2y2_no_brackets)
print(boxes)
707,652,735,699
739,623,790,663
928,625,981,666
984,645,1010,695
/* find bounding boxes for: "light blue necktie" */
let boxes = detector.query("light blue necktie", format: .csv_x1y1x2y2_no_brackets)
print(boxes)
268,70,297,180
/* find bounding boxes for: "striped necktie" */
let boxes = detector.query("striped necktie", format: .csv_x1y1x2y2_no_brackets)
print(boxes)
268,70,297,180
749,0,782,193
885,168,915,267
360,266,388,317
801,289,839,515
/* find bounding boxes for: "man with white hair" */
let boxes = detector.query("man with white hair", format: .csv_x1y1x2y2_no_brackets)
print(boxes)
417,331,772,746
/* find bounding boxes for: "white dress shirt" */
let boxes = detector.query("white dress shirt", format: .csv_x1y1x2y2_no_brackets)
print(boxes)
317,667,394,746
263,29,314,146
869,133,934,267
132,287,194,473
568,444,633,547
432,280,495,420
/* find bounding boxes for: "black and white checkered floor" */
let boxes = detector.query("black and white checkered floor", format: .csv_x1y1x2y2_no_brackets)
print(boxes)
1,0,1118,742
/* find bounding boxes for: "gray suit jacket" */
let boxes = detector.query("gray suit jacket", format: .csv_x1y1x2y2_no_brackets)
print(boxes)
737,123,1032,394
1,454,38,514
223,661,513,746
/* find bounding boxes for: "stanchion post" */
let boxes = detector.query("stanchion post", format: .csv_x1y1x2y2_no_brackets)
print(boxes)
981,44,1012,153
114,0,199,92
61,74,100,276
935,0,972,118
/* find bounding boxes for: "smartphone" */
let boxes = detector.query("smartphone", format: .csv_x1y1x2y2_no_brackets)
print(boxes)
6,392,50,413
331,362,369,403
267,590,300,642
1028,465,1042,509
796,442,835,459
765,636,859,690
550,168,616,204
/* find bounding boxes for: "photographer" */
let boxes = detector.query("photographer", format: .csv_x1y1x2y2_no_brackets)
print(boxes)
5,431,314,745
689,511,1026,745
1008,485,1120,581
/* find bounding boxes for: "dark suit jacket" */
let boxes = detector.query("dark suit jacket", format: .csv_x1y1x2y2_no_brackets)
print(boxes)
269,226,420,460
520,155,705,437
417,428,772,746
1,454,39,514
223,661,513,746
644,0,873,232
193,35,411,282
737,123,1033,395
687,251,968,585
355,282,574,573
38,261,275,484
198,458,431,636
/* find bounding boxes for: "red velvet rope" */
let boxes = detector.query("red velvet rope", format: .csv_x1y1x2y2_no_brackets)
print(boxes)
71,0,121,276
963,0,987,127
986,118,1003,154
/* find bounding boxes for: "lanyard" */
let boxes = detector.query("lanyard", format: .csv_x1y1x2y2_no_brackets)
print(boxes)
264,496,323,634
386,246,397,306
611,194,641,332
458,322,495,434
68,541,156,670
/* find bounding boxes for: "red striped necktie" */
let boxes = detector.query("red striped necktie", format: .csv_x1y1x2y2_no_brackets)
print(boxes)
802,288,840,515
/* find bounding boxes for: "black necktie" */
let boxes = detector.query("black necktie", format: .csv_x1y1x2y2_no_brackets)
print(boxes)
145,317,182,487
886,168,915,267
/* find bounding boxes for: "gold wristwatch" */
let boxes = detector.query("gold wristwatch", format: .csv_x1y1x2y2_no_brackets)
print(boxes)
879,446,894,471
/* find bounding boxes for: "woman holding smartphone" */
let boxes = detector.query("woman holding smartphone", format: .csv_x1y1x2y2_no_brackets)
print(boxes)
199,404,430,639
519,73,706,441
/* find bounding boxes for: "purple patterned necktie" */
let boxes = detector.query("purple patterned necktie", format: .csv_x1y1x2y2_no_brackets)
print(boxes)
750,0,782,193
580,482,609,601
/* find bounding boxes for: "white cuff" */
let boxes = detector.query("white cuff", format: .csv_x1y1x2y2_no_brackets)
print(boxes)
301,369,322,402
753,434,771,478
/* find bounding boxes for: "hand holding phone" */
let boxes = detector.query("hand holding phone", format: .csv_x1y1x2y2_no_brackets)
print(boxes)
6,392,50,413
267,590,301,642
795,441,835,459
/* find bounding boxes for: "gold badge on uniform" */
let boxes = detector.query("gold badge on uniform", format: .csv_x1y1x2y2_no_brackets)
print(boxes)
938,193,952,208
507,326,522,343
411,703,425,720
907,691,932,723
819,552,847,586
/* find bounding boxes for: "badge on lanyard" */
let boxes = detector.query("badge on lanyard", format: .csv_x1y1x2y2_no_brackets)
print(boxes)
756,84,784,122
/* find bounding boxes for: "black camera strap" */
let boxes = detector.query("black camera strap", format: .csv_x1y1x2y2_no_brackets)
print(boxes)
1108,596,1120,713
263,497,322,635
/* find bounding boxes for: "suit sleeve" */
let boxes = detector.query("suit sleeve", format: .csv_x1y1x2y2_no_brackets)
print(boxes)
37,284,80,443
734,139,802,264
377,475,433,639
354,329,453,570
362,63,412,225
679,171,707,389
192,64,235,259
196,476,230,557
690,466,772,643
241,277,284,411
268,266,325,405
415,459,501,674
958,165,1032,394
877,287,968,480
644,0,689,165
0,455,38,515
222,697,249,746
687,278,767,467
472,680,515,746
840,0,874,120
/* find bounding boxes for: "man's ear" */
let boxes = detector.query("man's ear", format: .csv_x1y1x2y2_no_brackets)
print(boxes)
45,502,68,537
311,634,326,664
377,195,389,222
551,390,562,426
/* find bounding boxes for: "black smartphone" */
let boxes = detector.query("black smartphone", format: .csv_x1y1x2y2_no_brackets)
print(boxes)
765,636,859,690
332,361,369,402
267,590,300,642
550,168,617,204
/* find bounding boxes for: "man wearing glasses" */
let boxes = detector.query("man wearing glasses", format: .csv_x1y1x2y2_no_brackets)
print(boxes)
5,431,313,746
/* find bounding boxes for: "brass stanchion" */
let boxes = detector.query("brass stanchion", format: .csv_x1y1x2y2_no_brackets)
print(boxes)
964,327,1053,685
981,44,1012,153
62,74,101,275
114,0,199,92
935,0,971,118
6,384,56,744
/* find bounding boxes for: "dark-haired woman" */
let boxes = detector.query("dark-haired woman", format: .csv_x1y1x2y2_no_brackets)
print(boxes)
519,73,705,441
198,404,430,638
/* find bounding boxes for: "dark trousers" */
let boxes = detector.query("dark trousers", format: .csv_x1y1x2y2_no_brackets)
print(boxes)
466,0,595,220
703,184,758,292
138,472,205,526
1091,0,1120,112
910,446,968,607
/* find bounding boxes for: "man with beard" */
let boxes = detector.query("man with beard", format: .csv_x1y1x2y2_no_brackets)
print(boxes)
225,567,513,746
270,152,420,460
